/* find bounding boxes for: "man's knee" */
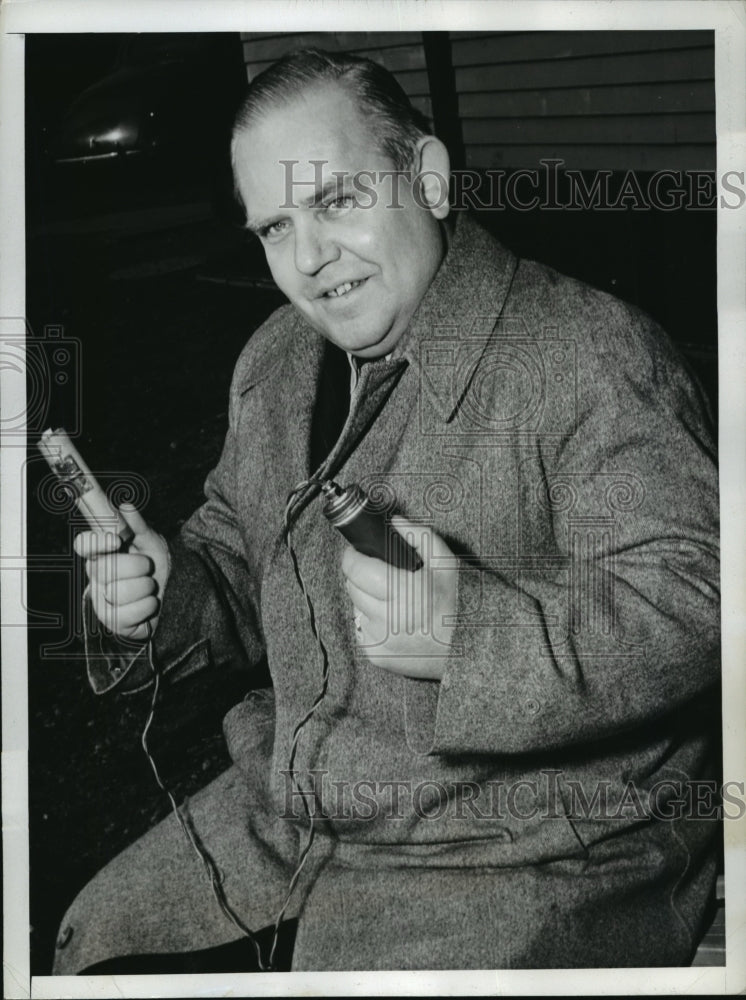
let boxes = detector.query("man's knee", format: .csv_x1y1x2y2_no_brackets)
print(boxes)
50,765,302,974
52,863,132,975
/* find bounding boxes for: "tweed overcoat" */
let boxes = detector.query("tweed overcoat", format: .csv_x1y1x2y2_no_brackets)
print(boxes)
55,214,721,973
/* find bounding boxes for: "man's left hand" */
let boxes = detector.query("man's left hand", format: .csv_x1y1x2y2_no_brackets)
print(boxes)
341,516,458,680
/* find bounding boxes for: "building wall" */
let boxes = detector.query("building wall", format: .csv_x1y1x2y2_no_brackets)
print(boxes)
236,30,718,376
241,32,432,120
239,30,715,171
451,30,715,170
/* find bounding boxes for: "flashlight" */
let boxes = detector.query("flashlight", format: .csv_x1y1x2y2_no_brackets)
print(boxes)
320,480,422,571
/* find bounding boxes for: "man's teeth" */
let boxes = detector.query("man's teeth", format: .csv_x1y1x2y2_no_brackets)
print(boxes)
325,280,362,298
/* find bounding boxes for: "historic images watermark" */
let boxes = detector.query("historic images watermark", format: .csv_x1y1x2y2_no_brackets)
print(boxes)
277,157,745,215
279,769,745,823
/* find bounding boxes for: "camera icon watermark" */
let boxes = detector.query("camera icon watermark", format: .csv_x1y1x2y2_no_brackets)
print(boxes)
0,317,82,444
418,320,577,438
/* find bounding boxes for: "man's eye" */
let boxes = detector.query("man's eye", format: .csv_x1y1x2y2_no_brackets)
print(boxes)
325,196,354,213
261,220,289,240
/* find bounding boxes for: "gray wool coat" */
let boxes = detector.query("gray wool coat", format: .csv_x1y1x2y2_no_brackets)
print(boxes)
55,214,720,974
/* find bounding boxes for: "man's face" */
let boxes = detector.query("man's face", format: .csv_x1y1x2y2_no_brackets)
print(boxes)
232,84,447,358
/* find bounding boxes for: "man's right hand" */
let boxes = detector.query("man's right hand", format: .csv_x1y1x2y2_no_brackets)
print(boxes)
74,503,171,642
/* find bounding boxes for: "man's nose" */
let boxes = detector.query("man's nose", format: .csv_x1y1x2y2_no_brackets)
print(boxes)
294,219,339,275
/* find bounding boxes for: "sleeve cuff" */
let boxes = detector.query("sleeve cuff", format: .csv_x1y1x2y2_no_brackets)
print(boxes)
82,586,215,695
403,566,551,756
82,585,153,695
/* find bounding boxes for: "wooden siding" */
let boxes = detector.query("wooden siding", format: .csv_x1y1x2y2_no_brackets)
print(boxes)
241,32,432,119
238,31,715,171
450,31,715,170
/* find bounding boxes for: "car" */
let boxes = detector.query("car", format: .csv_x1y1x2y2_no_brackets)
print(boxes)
47,33,247,220
53,34,244,166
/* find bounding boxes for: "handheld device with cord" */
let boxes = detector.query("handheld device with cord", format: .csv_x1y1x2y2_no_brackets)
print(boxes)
39,435,418,970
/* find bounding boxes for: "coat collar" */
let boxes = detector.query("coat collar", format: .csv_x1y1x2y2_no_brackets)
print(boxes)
246,214,519,492
239,213,518,393
315,214,519,487
401,212,519,424
395,211,518,374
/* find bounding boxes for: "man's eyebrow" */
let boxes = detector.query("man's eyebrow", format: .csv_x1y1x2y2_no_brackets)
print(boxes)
245,214,279,235
300,176,352,208
245,176,352,233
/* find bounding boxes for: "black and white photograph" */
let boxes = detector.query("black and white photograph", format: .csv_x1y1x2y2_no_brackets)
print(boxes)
2,1,745,996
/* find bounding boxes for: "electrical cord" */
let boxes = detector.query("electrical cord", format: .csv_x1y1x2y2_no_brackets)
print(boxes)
136,474,332,972
266,476,331,967
139,619,271,971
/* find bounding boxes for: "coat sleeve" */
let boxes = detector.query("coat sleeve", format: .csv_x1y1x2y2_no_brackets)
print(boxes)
83,331,276,696
422,298,720,756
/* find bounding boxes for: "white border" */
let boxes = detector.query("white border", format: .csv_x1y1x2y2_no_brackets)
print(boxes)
1,2,744,997
1,21,30,1000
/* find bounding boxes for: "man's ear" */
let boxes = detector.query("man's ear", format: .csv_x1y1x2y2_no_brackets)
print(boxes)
414,136,451,220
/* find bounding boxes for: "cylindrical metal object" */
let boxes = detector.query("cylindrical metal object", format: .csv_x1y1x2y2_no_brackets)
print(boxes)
321,480,423,571
38,427,134,545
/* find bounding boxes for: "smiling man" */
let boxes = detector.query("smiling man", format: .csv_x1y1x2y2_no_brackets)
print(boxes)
232,80,448,358
56,49,720,974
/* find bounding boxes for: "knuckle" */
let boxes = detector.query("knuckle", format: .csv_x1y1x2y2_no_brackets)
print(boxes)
111,612,130,632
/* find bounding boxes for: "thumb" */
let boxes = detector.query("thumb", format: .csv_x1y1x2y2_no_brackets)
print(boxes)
119,503,170,594
118,502,151,536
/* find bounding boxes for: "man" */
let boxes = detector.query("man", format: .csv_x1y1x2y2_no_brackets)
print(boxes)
56,49,720,973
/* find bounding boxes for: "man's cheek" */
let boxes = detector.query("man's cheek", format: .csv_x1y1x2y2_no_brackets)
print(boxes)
340,219,378,258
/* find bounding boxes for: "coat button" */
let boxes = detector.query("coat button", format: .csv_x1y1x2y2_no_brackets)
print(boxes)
524,698,540,715
56,925,73,949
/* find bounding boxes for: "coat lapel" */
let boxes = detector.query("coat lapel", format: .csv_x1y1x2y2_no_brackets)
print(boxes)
283,214,520,519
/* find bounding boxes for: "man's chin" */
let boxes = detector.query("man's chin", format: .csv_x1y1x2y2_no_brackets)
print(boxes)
325,325,400,359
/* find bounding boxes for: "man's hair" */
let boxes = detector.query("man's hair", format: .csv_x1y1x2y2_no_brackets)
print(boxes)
231,47,432,171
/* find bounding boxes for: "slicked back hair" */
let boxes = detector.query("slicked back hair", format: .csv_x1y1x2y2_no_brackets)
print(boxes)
231,47,433,172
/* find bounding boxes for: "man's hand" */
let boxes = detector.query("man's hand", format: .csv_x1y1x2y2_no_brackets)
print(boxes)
341,516,458,679
74,503,170,642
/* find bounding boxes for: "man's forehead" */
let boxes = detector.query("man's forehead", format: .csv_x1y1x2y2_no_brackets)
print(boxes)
233,86,390,183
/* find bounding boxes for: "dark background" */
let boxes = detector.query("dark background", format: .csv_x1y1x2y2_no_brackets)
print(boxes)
25,31,719,975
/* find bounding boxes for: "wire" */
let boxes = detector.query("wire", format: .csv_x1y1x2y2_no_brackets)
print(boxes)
139,620,270,971
138,474,333,973
266,476,332,967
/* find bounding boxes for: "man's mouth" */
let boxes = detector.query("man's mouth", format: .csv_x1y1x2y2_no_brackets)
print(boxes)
323,279,366,299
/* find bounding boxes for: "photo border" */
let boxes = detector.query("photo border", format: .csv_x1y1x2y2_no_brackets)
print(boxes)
2,1,744,996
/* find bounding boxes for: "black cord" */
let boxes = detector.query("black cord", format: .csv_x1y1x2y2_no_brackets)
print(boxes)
266,476,332,966
138,474,333,973
139,621,270,971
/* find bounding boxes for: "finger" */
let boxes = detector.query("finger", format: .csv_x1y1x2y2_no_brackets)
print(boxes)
87,552,154,586
346,579,387,621
389,515,431,557
341,546,390,598
104,575,157,606
74,531,121,559
102,595,159,633
390,515,456,564
118,503,153,539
